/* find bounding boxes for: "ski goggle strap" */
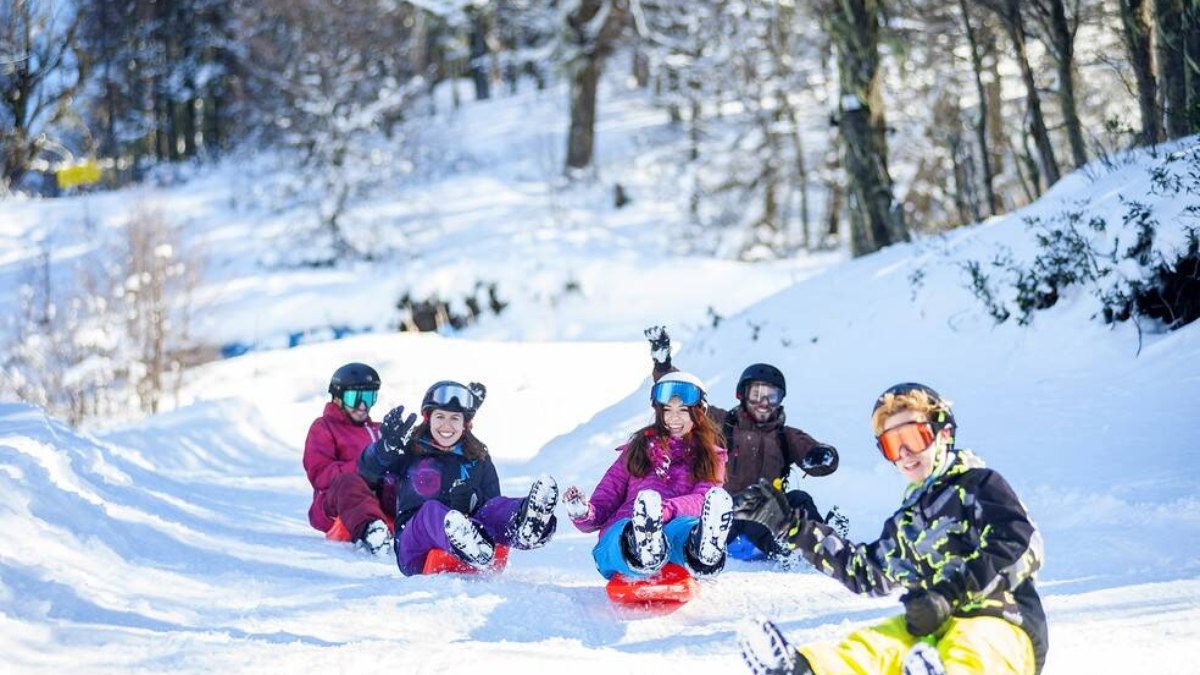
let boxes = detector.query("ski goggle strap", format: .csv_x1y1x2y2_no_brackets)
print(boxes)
875,421,934,462
651,380,704,407
340,389,379,409
426,382,479,412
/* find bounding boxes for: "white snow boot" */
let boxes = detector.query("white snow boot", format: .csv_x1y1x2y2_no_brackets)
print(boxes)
738,617,811,675
513,473,558,548
627,489,667,573
690,487,734,570
444,510,495,569
359,519,392,555
903,642,947,675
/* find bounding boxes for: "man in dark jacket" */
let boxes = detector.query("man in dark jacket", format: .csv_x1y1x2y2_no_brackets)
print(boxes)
645,327,840,559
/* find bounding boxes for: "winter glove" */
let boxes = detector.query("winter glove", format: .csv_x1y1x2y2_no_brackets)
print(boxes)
562,486,592,520
380,405,418,456
467,382,487,407
644,325,672,368
902,589,953,637
732,479,804,540
800,444,839,477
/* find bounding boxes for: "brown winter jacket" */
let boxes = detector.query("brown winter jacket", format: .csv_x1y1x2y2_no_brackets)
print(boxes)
710,406,824,493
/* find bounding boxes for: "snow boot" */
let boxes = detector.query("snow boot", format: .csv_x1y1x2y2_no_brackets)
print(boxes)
738,618,813,675
688,487,734,572
512,473,558,548
444,510,495,569
903,642,947,675
359,519,392,555
625,489,667,573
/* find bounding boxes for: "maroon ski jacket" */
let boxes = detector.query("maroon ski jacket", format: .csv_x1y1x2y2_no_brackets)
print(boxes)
303,401,380,531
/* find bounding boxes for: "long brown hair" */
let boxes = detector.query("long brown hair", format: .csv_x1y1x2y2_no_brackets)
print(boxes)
407,418,489,461
623,405,724,482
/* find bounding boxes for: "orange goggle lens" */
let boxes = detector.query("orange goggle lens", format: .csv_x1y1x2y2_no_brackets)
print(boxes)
876,422,934,462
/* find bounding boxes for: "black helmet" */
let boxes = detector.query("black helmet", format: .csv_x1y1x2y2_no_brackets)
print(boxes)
736,363,786,400
421,380,481,417
872,382,955,436
328,363,381,396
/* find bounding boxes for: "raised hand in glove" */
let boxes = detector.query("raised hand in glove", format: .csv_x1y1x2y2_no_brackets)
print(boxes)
467,382,487,407
562,485,592,520
800,444,839,477
902,589,952,637
643,325,672,368
732,479,804,540
380,405,418,455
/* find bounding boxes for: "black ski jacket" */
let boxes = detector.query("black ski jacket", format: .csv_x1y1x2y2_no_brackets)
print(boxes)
784,448,1048,672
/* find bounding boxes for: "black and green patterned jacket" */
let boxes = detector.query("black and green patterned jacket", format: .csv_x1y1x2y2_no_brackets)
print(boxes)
786,448,1048,671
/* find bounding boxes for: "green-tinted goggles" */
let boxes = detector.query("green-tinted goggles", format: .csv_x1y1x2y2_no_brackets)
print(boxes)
341,389,379,409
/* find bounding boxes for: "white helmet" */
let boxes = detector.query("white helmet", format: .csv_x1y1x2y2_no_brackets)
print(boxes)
650,371,708,407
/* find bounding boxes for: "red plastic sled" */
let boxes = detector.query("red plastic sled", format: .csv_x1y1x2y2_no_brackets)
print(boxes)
422,546,510,575
324,515,394,543
606,563,697,606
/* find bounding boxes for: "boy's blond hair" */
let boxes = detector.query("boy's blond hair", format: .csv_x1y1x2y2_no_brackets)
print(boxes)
871,388,950,435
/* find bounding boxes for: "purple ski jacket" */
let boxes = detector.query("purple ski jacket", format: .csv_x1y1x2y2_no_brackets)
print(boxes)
571,435,727,537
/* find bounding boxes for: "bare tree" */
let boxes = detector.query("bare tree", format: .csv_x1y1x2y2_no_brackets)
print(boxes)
564,0,629,172
959,0,1000,215
824,0,907,256
0,0,84,190
978,0,1063,189
1026,0,1089,168
1118,0,1162,145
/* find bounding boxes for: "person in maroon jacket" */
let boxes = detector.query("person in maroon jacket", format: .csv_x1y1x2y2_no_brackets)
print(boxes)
302,362,390,554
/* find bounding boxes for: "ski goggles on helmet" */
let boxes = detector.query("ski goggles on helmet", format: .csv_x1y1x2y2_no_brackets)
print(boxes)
425,382,479,412
651,380,704,407
745,382,783,407
875,421,934,462
340,389,379,409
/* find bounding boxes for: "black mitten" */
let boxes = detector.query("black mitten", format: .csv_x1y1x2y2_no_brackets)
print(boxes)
902,589,952,637
800,444,839,477
644,325,672,367
732,479,804,540
380,405,418,455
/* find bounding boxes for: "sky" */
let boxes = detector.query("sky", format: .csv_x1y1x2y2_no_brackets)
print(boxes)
1,77,1199,674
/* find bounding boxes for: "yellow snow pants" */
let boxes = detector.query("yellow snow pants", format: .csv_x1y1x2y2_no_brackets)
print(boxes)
798,614,1035,675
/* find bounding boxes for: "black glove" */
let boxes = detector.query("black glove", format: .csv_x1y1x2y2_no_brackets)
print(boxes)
800,444,839,477
467,382,487,407
380,405,418,456
902,589,952,637
732,479,803,540
644,325,672,367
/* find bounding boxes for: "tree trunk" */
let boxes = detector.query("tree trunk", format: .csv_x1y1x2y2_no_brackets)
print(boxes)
566,57,601,170
826,0,906,256
1007,16,1062,187
959,0,999,216
1119,0,1162,145
1156,0,1189,138
1046,0,1088,167
468,8,491,101
564,0,627,172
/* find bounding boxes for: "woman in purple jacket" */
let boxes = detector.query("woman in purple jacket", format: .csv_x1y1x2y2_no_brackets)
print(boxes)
563,371,735,578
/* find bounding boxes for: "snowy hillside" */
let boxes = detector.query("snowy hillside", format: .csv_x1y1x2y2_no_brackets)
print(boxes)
3,83,1200,674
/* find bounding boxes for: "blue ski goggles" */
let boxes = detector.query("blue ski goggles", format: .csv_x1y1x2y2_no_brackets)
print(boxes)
651,380,704,407
340,389,379,409
425,382,479,412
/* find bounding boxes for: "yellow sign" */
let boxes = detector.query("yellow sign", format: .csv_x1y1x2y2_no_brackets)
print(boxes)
56,160,103,189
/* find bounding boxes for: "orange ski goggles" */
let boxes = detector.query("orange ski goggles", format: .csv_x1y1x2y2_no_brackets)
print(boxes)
875,421,934,462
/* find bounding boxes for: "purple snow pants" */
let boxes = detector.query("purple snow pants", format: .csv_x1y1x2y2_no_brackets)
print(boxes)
394,497,523,576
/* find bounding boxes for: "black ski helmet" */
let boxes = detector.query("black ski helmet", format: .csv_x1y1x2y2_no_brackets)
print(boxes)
421,380,480,418
736,363,786,400
872,382,955,437
328,362,381,397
